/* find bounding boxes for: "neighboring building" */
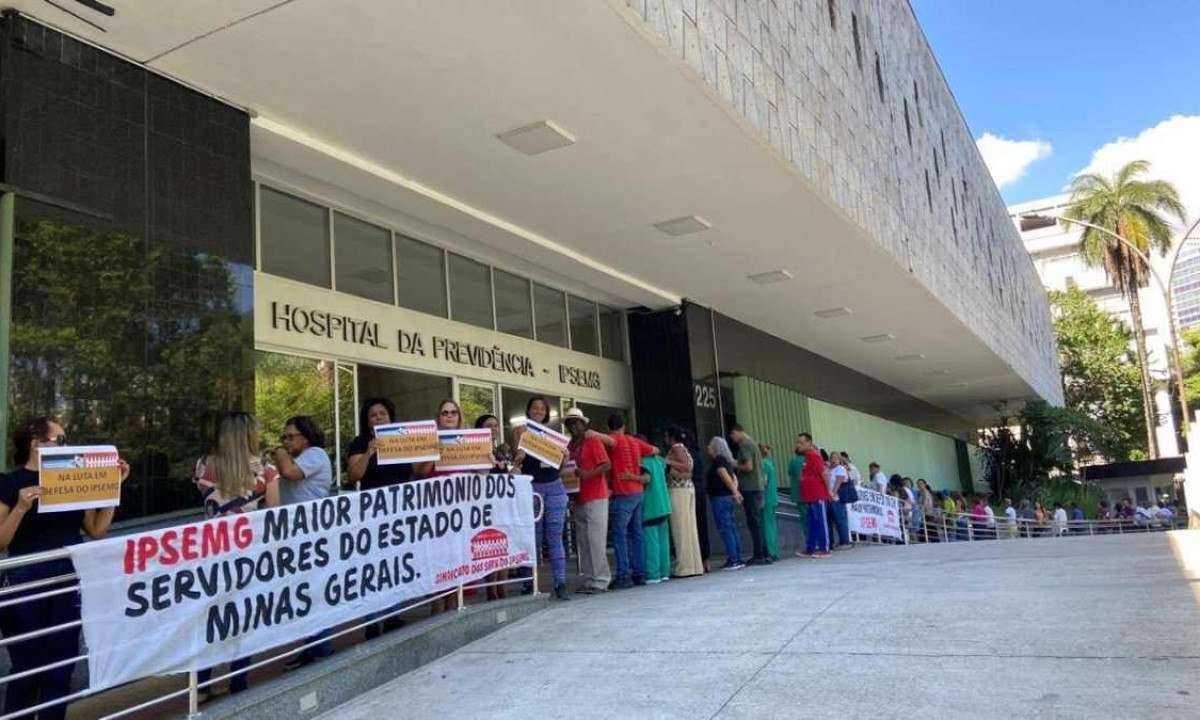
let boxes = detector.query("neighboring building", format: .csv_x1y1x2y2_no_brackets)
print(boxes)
1010,194,1181,457
0,2,1058,521
1171,236,1200,330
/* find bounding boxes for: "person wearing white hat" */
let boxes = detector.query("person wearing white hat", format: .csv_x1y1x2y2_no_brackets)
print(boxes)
563,408,613,593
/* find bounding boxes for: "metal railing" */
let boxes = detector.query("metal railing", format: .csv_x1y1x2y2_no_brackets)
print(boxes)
890,509,1186,544
0,493,546,720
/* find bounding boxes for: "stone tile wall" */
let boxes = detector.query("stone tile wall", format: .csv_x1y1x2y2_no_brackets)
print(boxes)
623,0,1062,404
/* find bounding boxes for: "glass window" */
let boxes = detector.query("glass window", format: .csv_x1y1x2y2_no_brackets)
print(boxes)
396,234,448,318
534,284,567,348
574,401,628,434
568,296,598,355
357,365,452,424
458,383,497,431
334,212,393,303
599,305,626,361
494,269,533,339
255,351,338,481
448,253,494,329
502,387,563,435
260,186,330,287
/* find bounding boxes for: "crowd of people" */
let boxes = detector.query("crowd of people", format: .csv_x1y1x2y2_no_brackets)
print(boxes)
0,409,1186,715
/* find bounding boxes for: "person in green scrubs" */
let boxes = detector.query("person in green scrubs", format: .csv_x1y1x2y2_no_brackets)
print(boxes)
641,449,672,582
759,444,780,561
786,437,808,552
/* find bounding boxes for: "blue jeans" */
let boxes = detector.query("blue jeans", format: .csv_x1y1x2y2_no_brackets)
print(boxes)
711,495,742,564
305,628,334,659
609,492,645,582
533,480,569,585
198,658,251,694
830,501,850,546
806,501,830,554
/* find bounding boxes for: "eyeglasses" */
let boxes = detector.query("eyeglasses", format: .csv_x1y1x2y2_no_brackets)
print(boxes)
41,434,67,446
439,409,460,416
279,433,302,442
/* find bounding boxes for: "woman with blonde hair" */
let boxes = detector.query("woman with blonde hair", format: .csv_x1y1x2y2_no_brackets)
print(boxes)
194,412,280,698
827,451,852,550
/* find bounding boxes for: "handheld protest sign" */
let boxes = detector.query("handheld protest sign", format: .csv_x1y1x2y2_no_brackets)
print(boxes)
435,429,495,472
38,445,122,513
374,420,439,465
560,459,579,494
516,419,568,468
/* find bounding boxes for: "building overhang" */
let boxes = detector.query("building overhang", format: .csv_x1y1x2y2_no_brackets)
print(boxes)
10,0,1052,425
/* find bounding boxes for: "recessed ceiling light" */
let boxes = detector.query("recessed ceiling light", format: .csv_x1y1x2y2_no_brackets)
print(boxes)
748,270,794,285
895,353,925,362
861,333,896,343
496,120,576,155
654,215,712,236
814,306,853,318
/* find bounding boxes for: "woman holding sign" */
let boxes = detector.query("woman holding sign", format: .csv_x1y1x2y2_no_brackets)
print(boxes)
346,397,412,491
0,416,130,720
425,399,464,613
193,412,281,699
512,397,571,601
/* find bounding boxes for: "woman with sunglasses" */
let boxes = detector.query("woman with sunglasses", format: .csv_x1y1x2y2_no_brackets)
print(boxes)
269,416,334,670
0,417,130,720
422,399,464,613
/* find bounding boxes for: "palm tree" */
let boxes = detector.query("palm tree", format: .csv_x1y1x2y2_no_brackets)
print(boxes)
1063,160,1186,459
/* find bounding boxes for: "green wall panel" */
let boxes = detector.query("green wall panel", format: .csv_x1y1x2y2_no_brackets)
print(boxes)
731,377,810,500
808,397,963,491
730,376,966,494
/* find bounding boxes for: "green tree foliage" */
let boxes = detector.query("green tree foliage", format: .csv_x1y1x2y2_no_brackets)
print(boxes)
1063,159,1186,457
253,353,337,450
978,400,1114,503
1180,327,1200,409
7,214,251,516
1049,288,1147,461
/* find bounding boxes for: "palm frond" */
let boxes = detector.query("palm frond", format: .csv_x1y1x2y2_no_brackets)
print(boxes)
1115,159,1151,186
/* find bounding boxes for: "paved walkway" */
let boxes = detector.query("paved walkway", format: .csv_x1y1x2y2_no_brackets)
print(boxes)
320,532,1200,719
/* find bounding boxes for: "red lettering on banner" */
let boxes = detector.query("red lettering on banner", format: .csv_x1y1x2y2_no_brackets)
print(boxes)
122,516,257,574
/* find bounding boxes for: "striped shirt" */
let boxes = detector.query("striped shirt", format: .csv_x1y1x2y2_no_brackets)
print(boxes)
194,455,279,517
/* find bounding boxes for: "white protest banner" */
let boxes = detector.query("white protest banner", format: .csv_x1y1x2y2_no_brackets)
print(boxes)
374,420,439,465
68,474,535,692
38,445,122,513
516,419,568,468
435,429,495,472
847,488,903,540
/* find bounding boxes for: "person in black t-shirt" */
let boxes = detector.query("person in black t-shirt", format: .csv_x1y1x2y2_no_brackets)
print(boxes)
0,416,130,720
344,397,410,640
345,396,411,491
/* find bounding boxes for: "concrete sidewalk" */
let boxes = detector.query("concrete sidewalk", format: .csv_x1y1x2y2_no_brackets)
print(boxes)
319,532,1200,719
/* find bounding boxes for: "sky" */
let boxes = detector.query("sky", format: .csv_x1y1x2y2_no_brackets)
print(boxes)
910,0,1200,216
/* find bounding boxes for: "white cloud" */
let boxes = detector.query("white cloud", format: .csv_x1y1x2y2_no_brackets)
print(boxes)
975,133,1053,189
1073,115,1200,225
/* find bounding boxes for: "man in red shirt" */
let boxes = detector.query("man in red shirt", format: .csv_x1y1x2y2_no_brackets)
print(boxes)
564,408,612,593
797,433,831,558
605,414,658,589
